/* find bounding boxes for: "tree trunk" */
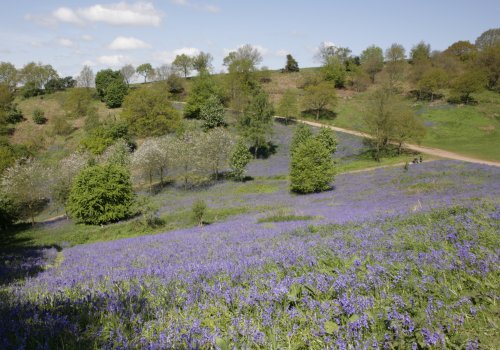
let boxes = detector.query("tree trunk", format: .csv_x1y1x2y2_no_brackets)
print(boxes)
398,142,403,155
149,171,153,193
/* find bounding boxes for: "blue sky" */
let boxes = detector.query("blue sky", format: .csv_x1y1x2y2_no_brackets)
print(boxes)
1,0,498,78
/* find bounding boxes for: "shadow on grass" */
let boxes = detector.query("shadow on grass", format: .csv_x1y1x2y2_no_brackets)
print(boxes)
301,109,337,120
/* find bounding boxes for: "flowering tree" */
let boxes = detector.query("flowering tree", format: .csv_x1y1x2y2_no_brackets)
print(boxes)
131,138,164,193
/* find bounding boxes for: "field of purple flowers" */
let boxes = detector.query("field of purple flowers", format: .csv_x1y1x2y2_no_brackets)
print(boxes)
1,154,499,348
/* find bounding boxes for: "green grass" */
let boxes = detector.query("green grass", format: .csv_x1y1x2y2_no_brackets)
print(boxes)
257,214,315,223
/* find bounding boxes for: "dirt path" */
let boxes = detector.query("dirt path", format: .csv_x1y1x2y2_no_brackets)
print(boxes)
295,119,500,167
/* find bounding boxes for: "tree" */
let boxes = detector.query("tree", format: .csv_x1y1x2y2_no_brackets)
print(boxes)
99,139,131,167
155,64,172,81
200,95,226,130
136,63,154,83
444,41,477,62
95,69,122,99
229,139,252,181
203,128,234,180
290,138,335,194
416,68,448,101
0,192,18,229
223,44,263,71
67,164,134,225
322,56,347,87
0,62,18,91
192,199,207,226
392,107,426,154
120,64,135,85
45,76,76,93
475,28,500,50
19,62,58,90
77,65,95,88
476,43,500,90
360,45,384,83
348,67,371,92
239,89,274,158
172,130,207,188
384,43,407,87
1,158,48,225
80,121,130,155
276,89,299,123
410,41,431,63
63,88,93,117
131,138,164,192
290,123,313,154
104,80,128,108
51,152,90,212
315,43,352,65
451,70,487,104
192,52,213,74
302,81,337,120
166,73,185,94
121,86,182,137
284,54,299,72
184,72,223,118
316,127,337,154
172,54,193,78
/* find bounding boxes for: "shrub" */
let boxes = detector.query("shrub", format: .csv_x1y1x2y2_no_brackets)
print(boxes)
316,127,337,154
0,194,18,229
192,199,207,226
67,164,134,225
32,108,47,124
229,139,252,181
200,95,226,130
6,105,24,123
104,80,128,108
290,138,335,193
51,115,74,136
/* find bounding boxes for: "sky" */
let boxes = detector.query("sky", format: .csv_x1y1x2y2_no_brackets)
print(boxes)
0,0,499,79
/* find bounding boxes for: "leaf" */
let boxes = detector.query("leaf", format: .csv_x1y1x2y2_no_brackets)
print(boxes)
215,337,230,350
324,321,339,334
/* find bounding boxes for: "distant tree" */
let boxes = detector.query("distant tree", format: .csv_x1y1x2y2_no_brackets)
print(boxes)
200,95,226,130
385,43,406,62
95,69,122,99
315,43,352,65
63,88,93,117
192,199,207,226
476,43,500,90
416,68,449,101
136,63,154,83
384,43,407,87
121,86,182,137
0,84,13,110
166,73,185,94
99,139,131,167
120,64,135,85
104,80,128,108
184,72,223,118
276,89,299,123
172,130,207,188
475,28,500,50
360,45,384,83
444,41,477,62
172,54,194,78
410,41,431,63
316,127,337,154
284,54,299,72
392,107,426,154
229,139,252,181
223,44,263,71
239,89,274,158
131,138,164,192
290,123,313,154
80,121,129,155
67,164,134,225
302,81,337,120
45,76,76,93
1,158,48,225
19,62,58,89
192,51,213,74
451,70,487,104
77,65,95,88
290,138,335,194
322,56,347,87
348,67,371,92
155,64,172,81
203,128,234,180
0,62,18,91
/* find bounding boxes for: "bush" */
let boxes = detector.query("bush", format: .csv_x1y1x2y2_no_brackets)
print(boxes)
192,199,207,226
6,105,24,124
80,122,130,155
67,164,134,225
229,139,253,181
51,115,74,136
32,109,47,124
290,138,335,194
0,194,18,229
104,80,128,108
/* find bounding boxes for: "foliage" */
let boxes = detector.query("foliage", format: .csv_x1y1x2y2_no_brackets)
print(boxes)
80,122,130,155
121,86,182,137
239,89,274,158
316,127,337,153
229,139,252,181
51,152,90,210
475,27,500,50
315,42,352,65
200,95,226,130
67,164,134,225
44,76,76,93
166,73,184,94
416,68,448,101
347,68,371,92
63,88,93,118
171,130,209,188
192,52,213,74
450,70,487,104
104,80,128,108
360,45,384,83
131,137,166,192
383,43,408,87
99,139,131,167
120,64,135,85
77,65,95,88
191,199,207,226
302,81,337,119
0,193,18,229
475,43,500,91
184,72,224,119
0,61,18,91
51,115,74,136
136,63,155,83
290,138,335,193
322,56,347,87
290,123,313,154
95,69,123,99
32,108,47,124
410,41,431,63
203,128,234,179
1,158,48,225
172,54,194,78
284,54,299,72
19,61,58,89
276,89,299,123
444,40,477,62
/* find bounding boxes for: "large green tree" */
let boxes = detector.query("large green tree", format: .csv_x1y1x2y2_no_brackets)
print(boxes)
475,28,500,50
360,45,384,83
276,89,299,123
192,52,213,74
136,63,154,83
302,82,337,120
184,72,224,118
172,54,194,78
121,87,182,137
0,62,18,91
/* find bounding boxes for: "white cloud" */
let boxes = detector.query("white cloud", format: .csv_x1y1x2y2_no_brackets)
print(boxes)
53,7,84,25
78,2,163,26
58,38,74,47
275,49,288,57
82,34,93,41
171,0,220,13
24,13,57,27
173,47,200,56
97,55,130,67
224,44,269,56
108,36,151,50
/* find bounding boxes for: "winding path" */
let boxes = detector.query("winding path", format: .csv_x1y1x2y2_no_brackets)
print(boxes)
294,119,500,167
